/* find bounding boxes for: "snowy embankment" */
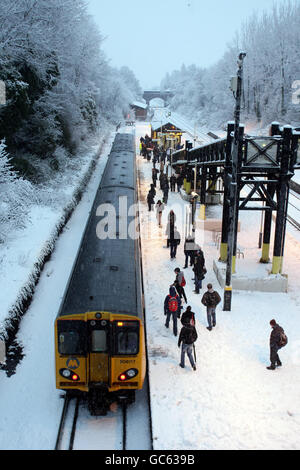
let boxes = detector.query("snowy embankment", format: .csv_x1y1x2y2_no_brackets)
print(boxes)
136,122,300,451
0,128,121,450
0,130,114,351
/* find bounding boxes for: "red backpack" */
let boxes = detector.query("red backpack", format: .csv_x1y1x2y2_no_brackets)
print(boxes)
181,274,186,287
168,295,179,312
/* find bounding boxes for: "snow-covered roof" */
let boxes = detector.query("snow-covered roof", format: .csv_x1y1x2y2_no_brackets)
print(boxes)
131,101,147,109
150,109,216,145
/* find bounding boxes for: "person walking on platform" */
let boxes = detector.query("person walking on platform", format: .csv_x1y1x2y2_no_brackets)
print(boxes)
166,210,176,248
161,150,167,164
152,167,159,187
174,268,187,303
163,181,169,205
147,190,155,211
170,174,176,192
181,306,196,327
183,235,195,268
164,286,181,336
178,323,198,370
193,248,206,294
177,174,183,192
155,200,164,227
201,283,221,331
170,227,181,260
267,319,288,370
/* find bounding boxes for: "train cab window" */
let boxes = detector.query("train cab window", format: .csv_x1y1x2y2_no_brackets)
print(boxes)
114,321,139,355
57,320,86,355
91,330,107,353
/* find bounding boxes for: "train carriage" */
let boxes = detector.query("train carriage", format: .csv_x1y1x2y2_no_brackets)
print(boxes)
55,133,146,415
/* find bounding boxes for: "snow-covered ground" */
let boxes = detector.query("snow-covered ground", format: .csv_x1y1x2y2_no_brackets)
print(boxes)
0,132,116,449
0,119,299,450
136,121,300,451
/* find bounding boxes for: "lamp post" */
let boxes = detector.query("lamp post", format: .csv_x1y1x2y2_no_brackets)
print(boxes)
223,52,246,312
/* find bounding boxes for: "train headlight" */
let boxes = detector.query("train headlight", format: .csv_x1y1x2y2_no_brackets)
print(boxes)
118,368,138,381
127,369,136,378
59,368,80,381
62,369,71,378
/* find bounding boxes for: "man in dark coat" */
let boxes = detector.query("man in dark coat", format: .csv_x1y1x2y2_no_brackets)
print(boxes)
170,228,180,260
178,323,197,370
181,306,196,326
201,283,221,330
164,286,181,336
147,190,155,211
170,174,176,192
193,249,206,294
267,319,287,370
165,210,176,248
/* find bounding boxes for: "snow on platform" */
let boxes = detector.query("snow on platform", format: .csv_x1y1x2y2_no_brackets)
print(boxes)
136,121,300,451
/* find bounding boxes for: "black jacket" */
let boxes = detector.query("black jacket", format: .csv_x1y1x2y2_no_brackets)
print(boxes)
201,290,221,308
178,325,198,346
193,251,206,278
270,323,285,348
181,309,195,326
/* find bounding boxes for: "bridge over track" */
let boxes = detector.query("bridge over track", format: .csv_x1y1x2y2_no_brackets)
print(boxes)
171,122,300,278
143,90,174,106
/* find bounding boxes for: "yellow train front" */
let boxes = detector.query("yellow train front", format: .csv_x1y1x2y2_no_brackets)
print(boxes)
55,133,146,415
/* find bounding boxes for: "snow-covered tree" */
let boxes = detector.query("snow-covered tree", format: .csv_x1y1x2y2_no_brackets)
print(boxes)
161,0,300,128
0,0,142,176
0,141,37,242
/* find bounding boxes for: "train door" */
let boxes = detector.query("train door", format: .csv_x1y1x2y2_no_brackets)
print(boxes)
88,320,110,385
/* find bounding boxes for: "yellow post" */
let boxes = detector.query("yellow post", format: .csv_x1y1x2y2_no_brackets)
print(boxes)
199,204,206,220
232,255,236,274
271,256,282,274
219,242,227,262
260,243,270,263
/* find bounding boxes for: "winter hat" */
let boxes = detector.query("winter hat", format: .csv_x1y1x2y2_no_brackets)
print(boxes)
270,319,276,326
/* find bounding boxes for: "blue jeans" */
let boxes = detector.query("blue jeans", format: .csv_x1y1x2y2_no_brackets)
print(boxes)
165,311,178,336
194,276,202,293
170,244,178,259
180,343,195,368
207,307,216,328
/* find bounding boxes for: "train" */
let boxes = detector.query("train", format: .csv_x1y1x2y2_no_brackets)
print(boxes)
54,133,146,416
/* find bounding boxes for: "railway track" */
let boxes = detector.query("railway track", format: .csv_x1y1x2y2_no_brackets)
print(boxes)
54,381,152,450
55,394,80,450
242,184,300,232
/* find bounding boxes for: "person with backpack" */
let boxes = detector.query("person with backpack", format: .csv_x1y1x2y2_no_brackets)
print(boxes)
181,306,196,326
174,268,187,303
164,286,181,336
178,323,198,370
267,319,288,370
201,283,221,331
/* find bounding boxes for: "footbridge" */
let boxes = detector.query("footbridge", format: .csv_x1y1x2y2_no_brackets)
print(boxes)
171,122,300,280
143,90,174,106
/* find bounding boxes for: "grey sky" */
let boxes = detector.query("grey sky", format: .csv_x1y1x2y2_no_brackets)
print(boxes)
87,0,277,89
